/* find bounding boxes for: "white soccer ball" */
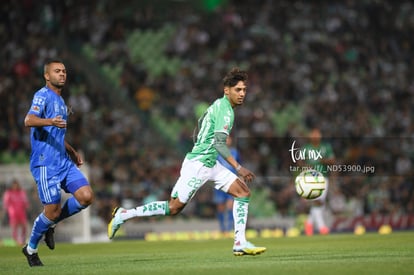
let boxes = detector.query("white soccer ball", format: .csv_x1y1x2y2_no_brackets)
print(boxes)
295,169,326,200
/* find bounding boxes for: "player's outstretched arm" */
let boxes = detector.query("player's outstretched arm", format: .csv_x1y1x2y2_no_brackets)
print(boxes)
213,132,256,183
24,114,67,128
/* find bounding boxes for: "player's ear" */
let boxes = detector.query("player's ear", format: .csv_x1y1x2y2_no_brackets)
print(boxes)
224,86,230,95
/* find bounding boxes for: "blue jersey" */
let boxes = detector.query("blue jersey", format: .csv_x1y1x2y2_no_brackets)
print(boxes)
27,86,71,176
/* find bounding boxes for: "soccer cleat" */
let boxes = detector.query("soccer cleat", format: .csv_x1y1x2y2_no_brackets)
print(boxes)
233,241,266,256
305,221,314,236
108,207,125,239
44,226,55,250
22,245,44,267
319,226,330,235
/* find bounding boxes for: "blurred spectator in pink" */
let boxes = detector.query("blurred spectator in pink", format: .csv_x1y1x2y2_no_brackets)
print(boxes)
2,179,29,245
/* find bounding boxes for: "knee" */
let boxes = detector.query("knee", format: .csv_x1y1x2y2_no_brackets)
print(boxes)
230,179,251,198
44,207,61,221
238,188,250,198
77,189,94,206
82,191,94,206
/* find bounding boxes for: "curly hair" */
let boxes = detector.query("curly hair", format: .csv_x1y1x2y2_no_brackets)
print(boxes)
222,67,248,87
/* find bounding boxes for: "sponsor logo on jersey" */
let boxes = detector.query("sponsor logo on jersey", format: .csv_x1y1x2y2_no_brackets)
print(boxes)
33,96,45,105
31,105,40,112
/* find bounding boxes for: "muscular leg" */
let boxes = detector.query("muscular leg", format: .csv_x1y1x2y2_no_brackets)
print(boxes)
27,186,93,251
120,197,185,221
27,205,57,251
54,185,94,224
227,178,250,198
73,185,94,206
168,197,186,216
226,179,250,245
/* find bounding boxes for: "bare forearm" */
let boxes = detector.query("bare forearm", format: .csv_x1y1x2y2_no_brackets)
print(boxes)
24,114,53,127
224,155,241,172
65,141,84,166
25,114,67,128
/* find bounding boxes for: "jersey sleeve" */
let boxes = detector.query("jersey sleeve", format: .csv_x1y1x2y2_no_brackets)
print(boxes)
213,101,233,135
27,91,46,117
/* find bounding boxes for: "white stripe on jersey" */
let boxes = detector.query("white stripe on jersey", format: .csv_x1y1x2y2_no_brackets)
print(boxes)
40,166,51,203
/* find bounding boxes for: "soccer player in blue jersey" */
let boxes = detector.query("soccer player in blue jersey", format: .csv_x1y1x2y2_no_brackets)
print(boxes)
108,68,266,256
22,60,94,267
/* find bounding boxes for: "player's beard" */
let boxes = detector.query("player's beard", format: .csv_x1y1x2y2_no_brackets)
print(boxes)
236,98,244,106
50,79,66,89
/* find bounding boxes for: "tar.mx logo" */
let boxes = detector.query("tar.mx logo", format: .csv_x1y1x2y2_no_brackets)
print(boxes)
289,140,322,163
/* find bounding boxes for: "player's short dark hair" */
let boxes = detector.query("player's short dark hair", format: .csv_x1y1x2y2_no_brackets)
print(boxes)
44,59,64,74
223,67,248,87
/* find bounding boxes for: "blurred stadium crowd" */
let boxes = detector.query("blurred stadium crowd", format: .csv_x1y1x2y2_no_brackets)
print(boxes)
1,0,413,227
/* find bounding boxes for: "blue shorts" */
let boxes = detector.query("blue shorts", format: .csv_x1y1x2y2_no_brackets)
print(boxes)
213,188,233,204
32,163,89,205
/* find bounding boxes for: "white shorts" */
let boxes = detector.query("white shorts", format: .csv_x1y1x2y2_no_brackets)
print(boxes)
171,158,239,204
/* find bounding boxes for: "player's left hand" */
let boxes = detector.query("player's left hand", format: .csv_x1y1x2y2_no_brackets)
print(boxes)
67,150,84,167
238,166,255,183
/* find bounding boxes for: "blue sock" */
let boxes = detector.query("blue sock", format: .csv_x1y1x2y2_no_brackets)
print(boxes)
29,213,54,249
54,197,86,223
217,212,225,232
226,209,234,231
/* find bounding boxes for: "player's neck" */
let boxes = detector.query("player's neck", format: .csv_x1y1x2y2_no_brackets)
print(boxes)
224,94,237,109
46,84,62,96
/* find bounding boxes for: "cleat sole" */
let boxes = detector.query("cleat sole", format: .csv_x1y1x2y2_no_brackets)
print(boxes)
233,247,266,256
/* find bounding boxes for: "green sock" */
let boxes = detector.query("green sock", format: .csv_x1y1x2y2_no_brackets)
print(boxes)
233,197,249,245
121,201,169,221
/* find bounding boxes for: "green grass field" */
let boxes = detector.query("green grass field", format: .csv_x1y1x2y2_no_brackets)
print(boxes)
1,232,413,275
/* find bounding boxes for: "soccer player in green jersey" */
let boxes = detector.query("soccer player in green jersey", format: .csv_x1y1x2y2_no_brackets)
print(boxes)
108,68,266,256
302,127,335,235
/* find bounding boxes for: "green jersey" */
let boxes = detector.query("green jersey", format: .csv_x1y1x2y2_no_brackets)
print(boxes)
303,142,334,176
186,96,234,167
